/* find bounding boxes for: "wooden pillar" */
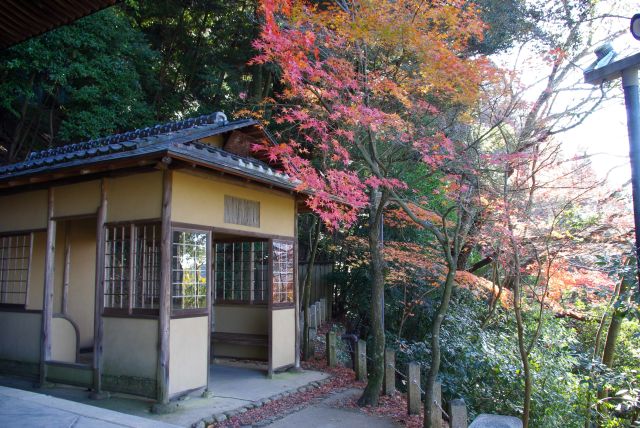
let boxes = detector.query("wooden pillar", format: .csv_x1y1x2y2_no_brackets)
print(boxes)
430,381,443,428
91,179,107,397
355,339,367,381
326,331,337,367
294,203,301,369
448,398,468,428
407,362,421,415
39,188,56,386
157,170,172,404
383,349,395,395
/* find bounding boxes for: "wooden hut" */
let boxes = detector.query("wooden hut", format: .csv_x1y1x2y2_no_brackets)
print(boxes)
0,112,301,404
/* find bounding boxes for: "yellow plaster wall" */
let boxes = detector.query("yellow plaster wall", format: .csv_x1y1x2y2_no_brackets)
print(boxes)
212,305,268,360
271,308,295,369
0,312,41,363
51,317,77,363
214,305,267,335
52,223,66,315
172,171,295,237
65,219,96,348
103,317,158,379
107,172,162,222
169,316,208,396
0,190,47,233
53,180,100,218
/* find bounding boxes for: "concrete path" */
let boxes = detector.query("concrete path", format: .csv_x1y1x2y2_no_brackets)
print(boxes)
267,388,401,427
0,365,328,427
0,386,180,428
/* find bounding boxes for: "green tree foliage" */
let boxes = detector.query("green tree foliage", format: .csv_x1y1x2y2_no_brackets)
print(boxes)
122,0,269,119
0,8,156,162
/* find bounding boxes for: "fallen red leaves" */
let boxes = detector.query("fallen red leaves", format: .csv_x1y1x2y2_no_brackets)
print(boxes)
213,324,422,428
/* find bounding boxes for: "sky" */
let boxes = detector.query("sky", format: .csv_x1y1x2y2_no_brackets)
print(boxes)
524,2,638,190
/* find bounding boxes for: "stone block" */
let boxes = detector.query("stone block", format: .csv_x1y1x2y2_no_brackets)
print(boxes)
407,362,420,415
355,340,367,381
449,398,468,428
469,414,523,428
383,349,395,395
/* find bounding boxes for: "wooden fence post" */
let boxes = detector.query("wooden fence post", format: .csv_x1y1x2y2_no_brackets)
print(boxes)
355,339,367,381
407,362,421,415
315,302,322,326
384,349,395,395
310,303,317,328
326,331,337,367
448,398,468,428
430,381,442,427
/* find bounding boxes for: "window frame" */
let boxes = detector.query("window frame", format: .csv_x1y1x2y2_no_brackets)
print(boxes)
170,227,211,317
213,238,269,306
0,232,33,309
102,221,161,317
270,239,295,309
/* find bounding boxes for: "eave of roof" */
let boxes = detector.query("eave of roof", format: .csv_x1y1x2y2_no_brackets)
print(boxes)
0,0,119,50
0,113,298,192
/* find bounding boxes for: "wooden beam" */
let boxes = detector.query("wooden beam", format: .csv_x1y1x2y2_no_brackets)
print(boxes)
157,170,172,403
91,179,107,397
39,187,56,386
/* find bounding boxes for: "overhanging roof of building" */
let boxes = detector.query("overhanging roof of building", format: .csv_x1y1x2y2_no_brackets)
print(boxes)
0,0,118,50
0,112,296,192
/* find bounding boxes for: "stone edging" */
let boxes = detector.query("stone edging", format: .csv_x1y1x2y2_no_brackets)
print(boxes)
191,376,333,428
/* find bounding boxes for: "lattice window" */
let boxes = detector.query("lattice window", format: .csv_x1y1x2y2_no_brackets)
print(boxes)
214,241,268,304
133,224,160,309
272,240,294,305
172,230,208,310
224,195,260,227
104,223,160,311
0,234,31,305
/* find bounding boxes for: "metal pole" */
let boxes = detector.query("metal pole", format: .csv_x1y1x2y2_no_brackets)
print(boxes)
622,67,640,290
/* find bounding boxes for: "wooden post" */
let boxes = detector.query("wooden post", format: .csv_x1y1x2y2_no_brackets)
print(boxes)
448,398,468,428
407,362,420,415
383,349,395,395
91,179,107,398
430,381,442,428
309,303,317,328
157,170,172,404
320,297,328,324
39,188,56,386
326,331,337,367
294,203,301,369
355,339,367,381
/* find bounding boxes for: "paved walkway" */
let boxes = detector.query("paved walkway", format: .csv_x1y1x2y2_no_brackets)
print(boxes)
0,386,180,428
0,365,328,427
267,389,401,427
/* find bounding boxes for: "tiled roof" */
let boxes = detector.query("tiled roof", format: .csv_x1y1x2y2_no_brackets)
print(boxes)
0,112,296,190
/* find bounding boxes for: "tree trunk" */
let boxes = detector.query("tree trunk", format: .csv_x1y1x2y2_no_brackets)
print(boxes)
302,217,321,360
358,194,386,406
510,239,531,428
423,263,456,428
601,273,631,368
